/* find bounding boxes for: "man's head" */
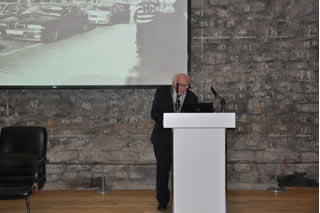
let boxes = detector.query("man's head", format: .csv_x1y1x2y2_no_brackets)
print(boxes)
172,73,189,96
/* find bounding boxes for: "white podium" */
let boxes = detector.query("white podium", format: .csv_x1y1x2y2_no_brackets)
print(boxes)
163,113,235,213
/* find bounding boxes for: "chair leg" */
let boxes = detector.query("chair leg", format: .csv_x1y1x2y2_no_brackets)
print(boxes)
25,197,30,213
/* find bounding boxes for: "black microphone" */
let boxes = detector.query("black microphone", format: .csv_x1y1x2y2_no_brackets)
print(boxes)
210,86,218,97
210,86,226,112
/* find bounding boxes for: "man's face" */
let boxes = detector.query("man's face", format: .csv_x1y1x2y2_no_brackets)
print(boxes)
174,75,189,96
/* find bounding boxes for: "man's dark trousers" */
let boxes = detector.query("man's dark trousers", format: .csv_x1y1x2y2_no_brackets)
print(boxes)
153,138,172,205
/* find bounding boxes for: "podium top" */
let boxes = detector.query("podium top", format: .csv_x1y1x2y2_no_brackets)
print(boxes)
163,113,236,128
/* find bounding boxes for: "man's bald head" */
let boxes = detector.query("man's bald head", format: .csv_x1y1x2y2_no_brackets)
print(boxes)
175,73,189,84
173,73,189,96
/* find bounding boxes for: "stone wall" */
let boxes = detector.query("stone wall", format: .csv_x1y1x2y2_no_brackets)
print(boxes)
0,0,318,190
190,0,318,189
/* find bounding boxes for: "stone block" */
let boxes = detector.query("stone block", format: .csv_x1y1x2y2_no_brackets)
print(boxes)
228,151,256,162
301,152,318,162
296,104,318,113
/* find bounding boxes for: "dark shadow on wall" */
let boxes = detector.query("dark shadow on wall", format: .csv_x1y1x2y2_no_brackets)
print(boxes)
277,172,319,187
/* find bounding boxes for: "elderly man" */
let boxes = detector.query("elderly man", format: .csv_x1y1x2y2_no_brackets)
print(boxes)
151,73,198,211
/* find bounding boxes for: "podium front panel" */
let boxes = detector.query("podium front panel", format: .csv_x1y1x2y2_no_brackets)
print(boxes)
173,128,226,213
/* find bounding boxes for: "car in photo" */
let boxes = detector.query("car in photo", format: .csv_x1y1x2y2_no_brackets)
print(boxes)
0,3,20,19
93,0,131,24
110,0,130,24
97,0,129,8
0,4,89,42
87,0,140,24
86,5,112,25
0,2,25,35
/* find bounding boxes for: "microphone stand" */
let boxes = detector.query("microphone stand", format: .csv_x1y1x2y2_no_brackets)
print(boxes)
176,83,180,112
210,86,226,112
220,98,226,112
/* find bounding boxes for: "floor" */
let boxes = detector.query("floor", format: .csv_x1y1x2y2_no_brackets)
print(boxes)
0,187,318,213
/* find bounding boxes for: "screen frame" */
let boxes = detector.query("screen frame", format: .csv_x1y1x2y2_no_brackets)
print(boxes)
0,0,191,89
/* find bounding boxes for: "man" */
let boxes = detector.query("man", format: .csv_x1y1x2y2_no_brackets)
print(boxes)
134,0,160,53
151,73,198,211
133,0,187,77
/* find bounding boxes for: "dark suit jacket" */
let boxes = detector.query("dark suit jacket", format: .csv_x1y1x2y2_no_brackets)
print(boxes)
151,86,198,144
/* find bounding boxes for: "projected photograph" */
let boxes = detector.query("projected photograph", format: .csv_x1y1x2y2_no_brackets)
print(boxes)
0,0,188,86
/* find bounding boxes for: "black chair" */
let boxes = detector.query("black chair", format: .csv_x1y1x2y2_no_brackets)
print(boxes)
0,126,48,213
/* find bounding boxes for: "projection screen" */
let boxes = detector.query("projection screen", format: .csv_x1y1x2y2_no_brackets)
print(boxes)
0,0,188,87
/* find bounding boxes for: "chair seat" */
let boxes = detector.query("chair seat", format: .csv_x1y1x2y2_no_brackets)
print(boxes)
0,153,39,177
0,176,34,185
0,185,34,199
0,153,36,200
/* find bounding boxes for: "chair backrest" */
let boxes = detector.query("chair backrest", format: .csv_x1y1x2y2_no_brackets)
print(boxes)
0,126,47,160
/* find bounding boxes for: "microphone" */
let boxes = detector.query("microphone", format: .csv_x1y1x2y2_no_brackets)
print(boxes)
210,86,218,97
210,86,226,112
176,83,180,112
